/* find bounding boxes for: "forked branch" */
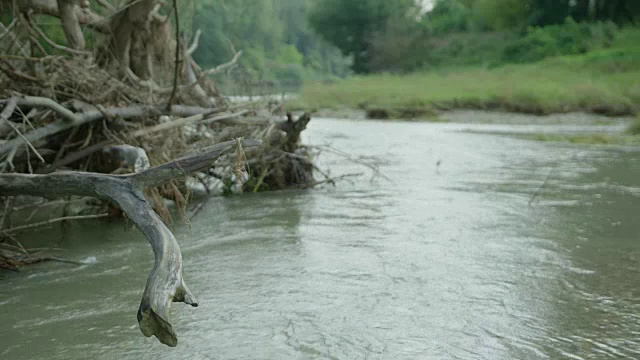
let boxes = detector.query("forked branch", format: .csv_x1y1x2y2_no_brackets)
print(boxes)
0,139,261,346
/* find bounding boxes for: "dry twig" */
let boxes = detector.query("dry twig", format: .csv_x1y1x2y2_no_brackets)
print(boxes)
2,213,109,234
168,0,181,107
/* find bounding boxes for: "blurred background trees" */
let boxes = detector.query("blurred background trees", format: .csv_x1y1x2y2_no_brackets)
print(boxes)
307,0,419,73
306,0,639,73
18,0,636,89
190,0,350,93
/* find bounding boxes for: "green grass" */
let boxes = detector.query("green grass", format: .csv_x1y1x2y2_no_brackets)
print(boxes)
523,133,640,145
627,116,640,135
288,28,640,118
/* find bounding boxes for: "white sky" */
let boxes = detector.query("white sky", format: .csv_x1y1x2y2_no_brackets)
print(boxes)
419,0,435,11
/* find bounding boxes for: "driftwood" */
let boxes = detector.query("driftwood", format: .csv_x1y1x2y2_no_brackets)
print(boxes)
0,0,321,347
279,112,311,152
0,96,225,158
0,138,260,346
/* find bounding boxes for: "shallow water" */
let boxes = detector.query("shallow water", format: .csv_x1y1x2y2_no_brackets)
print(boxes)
2,114,640,359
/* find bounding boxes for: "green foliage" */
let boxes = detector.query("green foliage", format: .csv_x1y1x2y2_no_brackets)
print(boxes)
422,32,518,68
473,0,531,30
424,0,639,35
191,0,350,91
368,16,430,72
272,64,305,85
528,0,572,26
525,133,640,145
502,19,618,63
369,15,625,72
362,0,637,72
35,17,68,53
425,0,533,33
28,0,640,88
288,0,640,118
628,118,640,135
241,48,269,79
533,0,640,26
308,0,418,73
290,37,640,116
193,0,282,68
427,0,475,33
276,45,304,65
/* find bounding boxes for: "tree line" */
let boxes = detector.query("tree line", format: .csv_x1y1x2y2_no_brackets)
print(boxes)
13,0,639,83
190,0,350,91
309,0,640,73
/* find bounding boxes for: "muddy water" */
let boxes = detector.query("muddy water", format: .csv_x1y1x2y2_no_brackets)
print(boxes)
2,113,640,359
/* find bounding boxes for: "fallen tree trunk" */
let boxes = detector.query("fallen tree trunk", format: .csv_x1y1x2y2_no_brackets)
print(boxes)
0,138,260,346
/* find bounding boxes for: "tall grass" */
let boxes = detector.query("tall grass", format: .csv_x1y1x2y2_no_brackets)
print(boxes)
628,116,640,135
289,28,640,117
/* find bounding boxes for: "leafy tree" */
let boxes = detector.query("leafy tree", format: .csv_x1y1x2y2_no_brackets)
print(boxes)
572,0,640,24
193,0,282,69
308,0,418,73
277,45,304,65
528,0,572,26
528,0,639,26
426,0,475,33
191,0,350,86
369,16,429,72
473,0,532,30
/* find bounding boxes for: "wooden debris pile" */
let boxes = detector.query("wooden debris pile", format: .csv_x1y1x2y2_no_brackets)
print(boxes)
0,7,316,276
0,0,333,346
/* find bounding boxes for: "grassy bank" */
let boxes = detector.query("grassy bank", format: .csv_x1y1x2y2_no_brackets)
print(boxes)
289,29,640,118
521,132,640,145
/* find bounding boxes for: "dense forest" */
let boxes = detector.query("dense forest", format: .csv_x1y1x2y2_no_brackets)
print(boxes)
8,0,638,89
0,0,351,93
188,0,640,85
293,0,640,119
190,0,351,93
309,0,640,73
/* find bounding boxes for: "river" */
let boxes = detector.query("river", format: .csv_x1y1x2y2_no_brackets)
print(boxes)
2,113,640,359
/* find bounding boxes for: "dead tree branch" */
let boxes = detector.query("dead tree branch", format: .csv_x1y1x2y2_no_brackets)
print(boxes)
167,0,181,107
56,0,86,50
36,140,111,174
0,98,45,164
26,14,90,55
6,0,109,32
0,18,17,42
202,50,243,76
2,96,80,122
2,213,109,234
0,99,217,158
188,29,201,55
132,110,249,138
0,138,261,346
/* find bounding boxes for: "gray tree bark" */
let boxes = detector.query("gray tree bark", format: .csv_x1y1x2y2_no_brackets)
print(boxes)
0,139,261,346
56,0,85,50
0,97,220,158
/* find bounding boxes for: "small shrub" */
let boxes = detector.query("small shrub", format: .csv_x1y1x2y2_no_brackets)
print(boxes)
272,64,305,88
627,118,640,136
426,0,473,34
501,19,619,64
